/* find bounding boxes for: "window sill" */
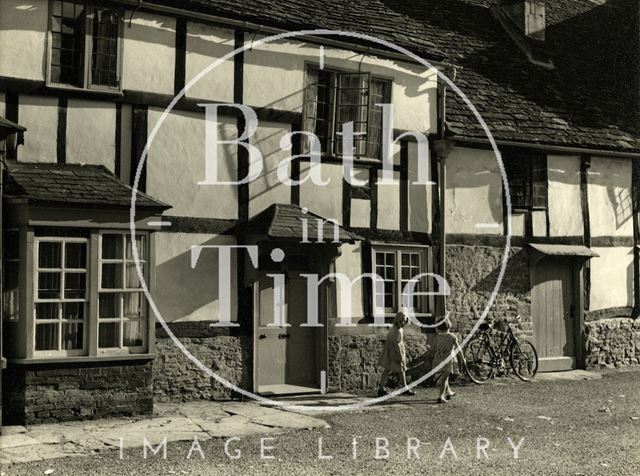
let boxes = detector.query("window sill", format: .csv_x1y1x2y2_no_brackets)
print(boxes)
45,82,124,97
8,353,155,365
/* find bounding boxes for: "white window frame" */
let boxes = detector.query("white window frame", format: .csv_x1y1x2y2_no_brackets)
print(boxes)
46,0,124,93
371,244,432,317
33,236,88,357
97,231,148,355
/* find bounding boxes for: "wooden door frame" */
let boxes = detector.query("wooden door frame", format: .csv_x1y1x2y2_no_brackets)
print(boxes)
251,242,337,394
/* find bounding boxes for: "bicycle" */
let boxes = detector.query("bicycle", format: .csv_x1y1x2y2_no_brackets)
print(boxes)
463,315,538,383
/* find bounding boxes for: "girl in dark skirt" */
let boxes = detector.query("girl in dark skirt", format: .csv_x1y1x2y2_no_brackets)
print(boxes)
432,318,461,403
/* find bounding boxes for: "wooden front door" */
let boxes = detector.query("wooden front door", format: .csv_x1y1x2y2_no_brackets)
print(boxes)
532,257,577,371
255,267,323,394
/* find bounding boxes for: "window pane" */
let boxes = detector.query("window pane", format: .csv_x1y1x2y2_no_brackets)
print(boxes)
64,272,86,299
39,242,61,268
99,293,119,319
102,234,123,259
36,302,59,320
123,293,142,319
36,323,59,351
126,235,146,260
65,242,86,268
101,263,123,289
123,321,143,347
99,322,119,348
38,272,61,299
125,263,144,289
91,8,120,87
62,322,83,350
63,302,84,320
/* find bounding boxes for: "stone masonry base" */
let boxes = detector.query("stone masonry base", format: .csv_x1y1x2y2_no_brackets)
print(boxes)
2,360,153,425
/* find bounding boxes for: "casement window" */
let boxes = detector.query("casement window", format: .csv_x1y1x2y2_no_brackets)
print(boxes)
503,153,548,211
98,233,146,353
20,230,150,358
3,230,20,322
34,236,88,354
48,0,122,90
372,246,432,315
303,65,391,159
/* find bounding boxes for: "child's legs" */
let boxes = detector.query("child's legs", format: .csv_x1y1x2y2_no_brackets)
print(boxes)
378,369,390,388
437,371,450,397
399,371,408,388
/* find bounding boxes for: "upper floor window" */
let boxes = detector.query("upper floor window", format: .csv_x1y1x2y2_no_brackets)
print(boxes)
503,152,547,211
303,66,391,160
48,1,122,90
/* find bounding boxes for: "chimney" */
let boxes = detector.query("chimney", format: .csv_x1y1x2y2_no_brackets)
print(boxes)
500,0,546,42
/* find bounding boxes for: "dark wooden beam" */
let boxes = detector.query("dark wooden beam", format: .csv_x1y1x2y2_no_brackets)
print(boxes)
56,97,68,164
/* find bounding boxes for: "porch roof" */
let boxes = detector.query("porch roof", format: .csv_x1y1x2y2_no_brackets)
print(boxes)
3,162,171,211
235,203,362,242
0,116,26,138
529,243,599,258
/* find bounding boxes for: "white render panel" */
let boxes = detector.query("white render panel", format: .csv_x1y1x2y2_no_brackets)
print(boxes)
66,99,116,172
18,95,58,163
587,157,634,237
122,12,176,95
0,0,48,81
154,232,238,322
590,247,634,310
377,170,401,230
185,22,235,102
548,155,583,237
333,242,365,319
445,147,503,235
299,162,344,224
146,108,238,219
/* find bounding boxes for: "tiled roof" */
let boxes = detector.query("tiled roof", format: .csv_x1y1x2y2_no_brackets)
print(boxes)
150,0,640,152
235,203,361,242
3,162,171,210
0,116,26,136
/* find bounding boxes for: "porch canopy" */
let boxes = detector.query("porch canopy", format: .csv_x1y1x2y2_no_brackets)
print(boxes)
235,203,361,243
529,243,599,265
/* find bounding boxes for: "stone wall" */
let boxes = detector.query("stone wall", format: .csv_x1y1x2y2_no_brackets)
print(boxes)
328,332,428,392
585,318,640,368
154,327,251,402
446,244,532,338
2,360,153,425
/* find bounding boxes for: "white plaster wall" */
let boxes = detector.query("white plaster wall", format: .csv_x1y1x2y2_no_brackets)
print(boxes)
244,36,437,133
590,247,634,310
548,155,583,237
248,121,292,217
350,198,370,228
510,213,525,237
407,141,431,233
0,0,47,80
531,210,546,237
334,242,364,319
378,170,400,230
18,95,58,163
185,22,235,102
122,12,175,95
299,163,343,223
146,108,238,219
153,232,237,322
588,157,634,237
445,147,503,234
66,99,116,172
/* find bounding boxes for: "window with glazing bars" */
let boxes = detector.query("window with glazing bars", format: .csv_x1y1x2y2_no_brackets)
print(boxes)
503,153,547,210
303,66,391,159
49,1,121,89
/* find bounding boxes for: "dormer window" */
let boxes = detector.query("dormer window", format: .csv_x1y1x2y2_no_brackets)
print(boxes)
48,1,123,91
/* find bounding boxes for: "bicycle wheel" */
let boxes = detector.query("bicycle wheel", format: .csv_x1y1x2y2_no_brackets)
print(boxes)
463,338,495,384
510,339,538,381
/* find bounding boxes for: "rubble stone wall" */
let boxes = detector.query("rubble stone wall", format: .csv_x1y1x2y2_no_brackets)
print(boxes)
585,318,640,368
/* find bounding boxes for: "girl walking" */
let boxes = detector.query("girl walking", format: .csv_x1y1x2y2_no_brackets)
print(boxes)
432,318,461,403
377,309,415,397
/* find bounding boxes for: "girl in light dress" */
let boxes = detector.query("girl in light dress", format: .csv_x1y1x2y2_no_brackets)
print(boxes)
377,309,416,397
